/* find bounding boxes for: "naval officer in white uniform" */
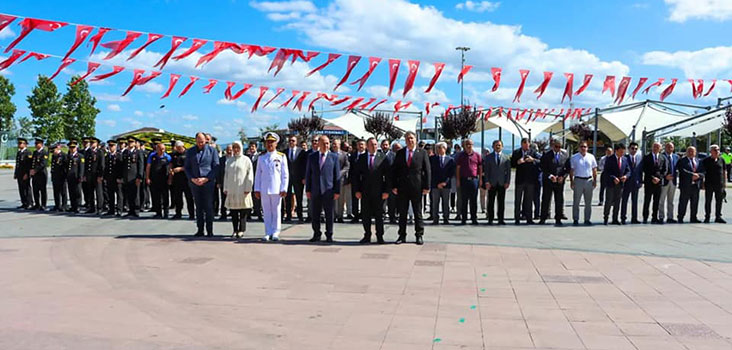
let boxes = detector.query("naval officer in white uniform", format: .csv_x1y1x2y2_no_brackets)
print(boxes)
254,132,289,241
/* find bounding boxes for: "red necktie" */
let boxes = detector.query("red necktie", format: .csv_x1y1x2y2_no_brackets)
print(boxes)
407,149,412,167
369,154,374,170
692,159,696,172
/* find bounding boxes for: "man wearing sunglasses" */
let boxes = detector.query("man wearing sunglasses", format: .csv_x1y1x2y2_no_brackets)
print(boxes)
569,141,597,226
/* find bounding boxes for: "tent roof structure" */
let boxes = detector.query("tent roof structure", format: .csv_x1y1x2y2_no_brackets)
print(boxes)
652,106,729,138
471,110,568,139
323,111,418,140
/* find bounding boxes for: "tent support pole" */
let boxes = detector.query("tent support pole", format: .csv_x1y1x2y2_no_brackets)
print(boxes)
593,108,599,155
642,129,647,154
481,116,485,154
498,127,502,142
692,132,697,148
512,134,515,152
707,132,712,152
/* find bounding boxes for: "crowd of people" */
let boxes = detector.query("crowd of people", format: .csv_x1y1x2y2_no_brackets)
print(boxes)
11,131,730,244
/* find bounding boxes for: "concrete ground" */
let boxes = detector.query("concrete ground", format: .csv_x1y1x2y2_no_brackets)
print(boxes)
1,169,732,349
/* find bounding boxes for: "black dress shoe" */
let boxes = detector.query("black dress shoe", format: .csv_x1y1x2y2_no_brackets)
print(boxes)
172,214,182,219
325,236,334,243
584,221,593,226
667,218,677,224
152,214,162,219
603,219,608,225
415,236,424,245
103,211,115,216
194,232,204,237
497,220,506,225
715,218,727,224
359,236,371,244
538,219,546,225
690,218,701,223
471,220,479,225
350,218,359,224
611,221,622,225
459,220,466,225
376,237,386,244
432,220,439,225
554,221,563,227
395,236,406,245
631,220,641,224
704,218,710,223
206,233,214,237
309,235,321,242
526,220,535,225
677,219,684,224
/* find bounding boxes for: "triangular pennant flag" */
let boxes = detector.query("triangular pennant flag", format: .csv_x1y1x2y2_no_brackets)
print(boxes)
491,67,502,92
387,58,400,96
173,39,208,60
63,25,94,60
457,65,473,83
333,55,361,91
307,53,340,77
49,58,76,80
425,62,445,93
251,86,269,112
703,79,716,97
402,60,420,97
344,97,365,110
602,75,616,97
268,49,290,76
122,70,161,96
101,31,142,60
575,74,593,96
368,98,387,112
90,65,124,81
155,36,186,69
0,14,17,33
280,90,299,108
5,18,67,53
202,79,218,94
643,78,664,94
294,91,311,111
631,77,648,100
350,57,381,91
533,71,553,100
0,49,26,70
18,52,49,64
70,62,101,86
177,76,199,98
161,73,181,99
359,97,377,109
562,73,574,103
262,87,285,108
128,33,163,60
513,69,530,103
87,27,110,56
659,78,678,102
331,96,352,106
614,76,631,104
197,41,242,68
225,82,253,101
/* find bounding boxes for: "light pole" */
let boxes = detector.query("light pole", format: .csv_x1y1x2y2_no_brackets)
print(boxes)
456,46,470,107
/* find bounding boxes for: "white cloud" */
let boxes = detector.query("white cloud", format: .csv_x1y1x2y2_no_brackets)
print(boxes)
0,27,15,39
96,93,130,102
455,1,500,13
124,118,143,128
134,110,144,116
136,81,164,94
267,12,303,21
665,0,732,22
100,119,117,127
642,46,732,78
107,104,121,112
249,0,316,13
181,114,199,121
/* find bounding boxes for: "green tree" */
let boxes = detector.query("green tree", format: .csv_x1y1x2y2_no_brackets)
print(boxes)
0,76,16,131
27,75,63,142
17,116,34,136
61,76,99,140
237,127,248,143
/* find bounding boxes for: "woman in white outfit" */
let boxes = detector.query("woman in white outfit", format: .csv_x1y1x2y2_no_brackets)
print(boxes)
223,141,254,238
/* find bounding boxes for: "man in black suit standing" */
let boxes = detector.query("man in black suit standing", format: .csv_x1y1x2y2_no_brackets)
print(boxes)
122,137,145,218
642,142,668,224
621,142,643,224
348,139,366,223
677,146,702,223
30,138,49,211
284,136,306,222
392,131,431,245
305,135,341,242
385,142,402,224
511,138,540,225
50,141,68,212
539,139,570,226
353,137,391,244
702,145,727,223
332,138,350,223
429,142,455,225
602,143,631,225
14,137,33,209
83,137,104,214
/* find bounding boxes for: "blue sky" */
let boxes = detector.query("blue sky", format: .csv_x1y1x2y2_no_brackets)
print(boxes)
0,0,731,144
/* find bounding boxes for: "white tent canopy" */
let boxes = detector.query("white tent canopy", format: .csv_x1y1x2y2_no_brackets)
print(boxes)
654,107,727,138
473,112,566,139
323,112,418,140
584,102,694,142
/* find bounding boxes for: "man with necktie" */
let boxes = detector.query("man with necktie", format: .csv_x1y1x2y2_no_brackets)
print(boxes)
602,143,631,225
621,142,643,224
677,146,703,223
305,135,341,242
429,142,455,225
353,137,391,243
539,139,570,226
284,136,306,223
184,132,220,236
483,140,511,225
702,145,727,224
348,139,366,223
659,142,679,223
511,138,540,225
391,131,431,245
642,142,668,224
332,139,351,223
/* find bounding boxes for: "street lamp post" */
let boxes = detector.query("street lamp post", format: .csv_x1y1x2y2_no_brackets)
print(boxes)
455,46,470,107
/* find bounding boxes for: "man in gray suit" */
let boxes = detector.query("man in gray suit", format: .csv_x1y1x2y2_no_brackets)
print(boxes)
332,139,350,223
482,140,511,225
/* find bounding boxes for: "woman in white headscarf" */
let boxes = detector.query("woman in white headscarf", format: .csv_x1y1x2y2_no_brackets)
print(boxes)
223,141,254,238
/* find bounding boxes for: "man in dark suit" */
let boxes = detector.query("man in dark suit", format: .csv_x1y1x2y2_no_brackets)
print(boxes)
348,139,366,223
511,138,540,225
121,137,145,218
303,138,316,222
429,142,455,225
391,131,431,245
30,138,49,211
621,142,643,224
285,136,306,222
50,142,68,212
184,132,220,236
483,140,511,225
539,139,570,226
14,137,33,209
103,139,123,216
642,142,668,224
602,143,631,225
677,146,703,223
65,139,85,213
83,137,104,214
702,145,727,223
332,139,350,223
305,135,341,242
216,144,231,220
353,137,391,243
385,142,401,224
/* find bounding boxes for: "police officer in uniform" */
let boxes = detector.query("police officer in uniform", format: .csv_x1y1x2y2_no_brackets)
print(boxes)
139,140,152,212
103,139,124,216
122,137,145,217
254,132,288,241
14,137,33,209
170,140,195,220
80,136,91,209
116,138,128,213
146,138,172,218
50,141,68,211
30,138,49,210
83,137,104,214
66,139,84,213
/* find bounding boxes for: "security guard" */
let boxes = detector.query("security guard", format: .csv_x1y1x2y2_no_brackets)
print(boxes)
103,139,124,216
146,138,172,218
66,139,84,213
122,136,145,217
170,140,195,220
14,137,33,209
253,132,288,241
50,141,68,211
83,137,104,214
30,138,49,210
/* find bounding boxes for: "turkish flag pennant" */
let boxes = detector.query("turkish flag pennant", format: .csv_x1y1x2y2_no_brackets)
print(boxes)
18,52,49,64
689,79,699,99
491,67,502,92
197,41,242,68
563,108,572,121
358,97,377,109
101,31,142,60
402,60,420,97
49,58,76,80
227,83,253,101
293,50,320,63
331,96,352,106
242,45,276,58
614,76,632,104
727,80,732,92
0,49,26,71
444,105,455,118
350,57,381,91
642,78,664,94
631,77,648,100
224,81,236,100
516,109,528,121
0,14,17,33
5,18,67,53
154,36,186,69
268,49,289,76
202,79,218,94
703,79,716,97
307,53,341,77
161,73,181,99
425,102,431,116
394,101,412,113
280,90,300,108
87,27,110,56
263,87,285,108
387,58,401,96
128,33,163,60
177,76,199,98
368,98,387,112
533,71,553,99
507,108,514,120
562,73,574,103
173,39,207,60
484,107,493,120
343,97,365,110
122,70,161,96
251,86,269,112
307,93,328,111
574,74,593,96
294,91,311,111
63,25,94,60
691,79,704,99
90,65,124,81
334,55,361,91
457,65,473,83
70,62,101,86
513,69,530,103
602,75,616,97
659,78,678,102
425,62,445,93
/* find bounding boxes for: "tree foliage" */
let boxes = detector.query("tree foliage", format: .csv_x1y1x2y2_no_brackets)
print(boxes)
287,115,325,139
0,76,16,132
724,107,732,136
570,123,592,141
440,106,478,141
61,76,99,140
27,75,64,142
237,127,248,143
385,123,404,140
364,112,394,140
534,138,549,152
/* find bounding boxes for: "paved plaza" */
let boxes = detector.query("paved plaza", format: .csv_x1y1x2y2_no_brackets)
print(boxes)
1,170,732,349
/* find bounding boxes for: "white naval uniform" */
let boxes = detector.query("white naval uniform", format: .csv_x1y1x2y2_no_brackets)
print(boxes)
254,151,289,238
